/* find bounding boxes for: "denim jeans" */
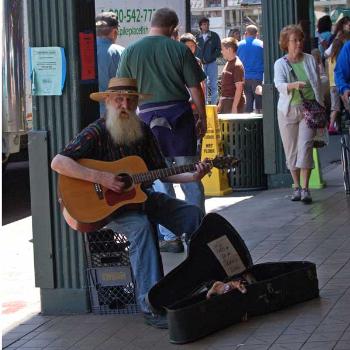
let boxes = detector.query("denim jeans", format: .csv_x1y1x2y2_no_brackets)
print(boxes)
204,61,219,104
107,190,203,313
153,156,205,241
244,79,263,113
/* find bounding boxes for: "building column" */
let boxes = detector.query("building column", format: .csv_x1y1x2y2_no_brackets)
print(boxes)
27,0,99,314
261,0,314,187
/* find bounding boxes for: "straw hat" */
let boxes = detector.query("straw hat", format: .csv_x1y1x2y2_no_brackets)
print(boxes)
90,77,152,102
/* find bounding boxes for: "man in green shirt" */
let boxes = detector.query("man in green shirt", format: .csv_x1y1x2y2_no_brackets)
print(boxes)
117,8,207,253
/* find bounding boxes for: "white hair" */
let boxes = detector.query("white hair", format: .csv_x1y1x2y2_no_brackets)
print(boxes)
105,103,143,145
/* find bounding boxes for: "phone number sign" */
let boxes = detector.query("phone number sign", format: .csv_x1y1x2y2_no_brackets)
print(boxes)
95,0,186,47
114,8,156,23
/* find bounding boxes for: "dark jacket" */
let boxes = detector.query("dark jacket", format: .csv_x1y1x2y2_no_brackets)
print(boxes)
196,30,221,65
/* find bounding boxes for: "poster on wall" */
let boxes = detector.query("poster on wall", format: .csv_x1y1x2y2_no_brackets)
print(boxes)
95,0,187,47
29,47,66,96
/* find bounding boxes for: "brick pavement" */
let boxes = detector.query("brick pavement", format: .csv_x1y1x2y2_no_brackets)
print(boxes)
2,164,350,350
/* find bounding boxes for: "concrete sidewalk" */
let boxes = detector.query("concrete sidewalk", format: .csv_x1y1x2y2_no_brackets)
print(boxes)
2,163,350,350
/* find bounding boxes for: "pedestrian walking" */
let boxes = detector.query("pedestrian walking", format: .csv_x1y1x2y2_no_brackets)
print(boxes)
196,17,221,104
228,28,241,42
335,40,350,112
327,34,350,133
274,25,324,204
325,16,350,51
218,37,245,114
237,25,264,113
152,32,206,251
316,15,332,59
117,8,207,253
180,32,206,94
95,12,124,115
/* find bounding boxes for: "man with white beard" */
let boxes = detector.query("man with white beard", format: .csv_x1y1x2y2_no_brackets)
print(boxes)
51,78,210,329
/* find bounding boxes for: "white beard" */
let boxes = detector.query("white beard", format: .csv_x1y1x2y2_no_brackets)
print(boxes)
105,104,143,146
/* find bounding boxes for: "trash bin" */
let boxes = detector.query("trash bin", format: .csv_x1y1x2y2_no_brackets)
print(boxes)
219,114,267,190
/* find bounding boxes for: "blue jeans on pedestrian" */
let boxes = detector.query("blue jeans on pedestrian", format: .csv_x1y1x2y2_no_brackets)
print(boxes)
244,79,262,113
106,190,203,313
204,61,218,104
153,156,205,241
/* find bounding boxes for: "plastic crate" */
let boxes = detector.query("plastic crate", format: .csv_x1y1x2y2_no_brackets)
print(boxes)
84,229,140,314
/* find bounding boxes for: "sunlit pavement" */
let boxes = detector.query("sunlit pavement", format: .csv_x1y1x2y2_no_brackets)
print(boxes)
2,162,350,349
1,188,251,335
1,217,40,335
2,134,350,348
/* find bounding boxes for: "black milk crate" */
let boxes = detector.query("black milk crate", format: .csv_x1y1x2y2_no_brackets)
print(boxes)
84,229,140,314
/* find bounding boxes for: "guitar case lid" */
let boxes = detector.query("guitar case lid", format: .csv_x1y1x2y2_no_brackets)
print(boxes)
147,213,253,314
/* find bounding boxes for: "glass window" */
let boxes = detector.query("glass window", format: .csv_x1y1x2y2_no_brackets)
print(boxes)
205,0,222,7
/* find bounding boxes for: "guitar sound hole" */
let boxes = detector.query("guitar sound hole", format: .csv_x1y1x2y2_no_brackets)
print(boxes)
118,173,133,190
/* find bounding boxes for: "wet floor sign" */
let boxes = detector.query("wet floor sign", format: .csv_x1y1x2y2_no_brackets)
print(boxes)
201,105,232,196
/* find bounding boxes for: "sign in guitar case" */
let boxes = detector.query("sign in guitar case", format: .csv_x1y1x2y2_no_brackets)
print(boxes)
147,213,319,344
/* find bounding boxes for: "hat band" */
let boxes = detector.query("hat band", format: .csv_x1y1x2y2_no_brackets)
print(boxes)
107,85,138,93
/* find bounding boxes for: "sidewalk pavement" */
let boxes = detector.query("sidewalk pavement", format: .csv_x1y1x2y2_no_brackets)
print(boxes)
2,162,350,350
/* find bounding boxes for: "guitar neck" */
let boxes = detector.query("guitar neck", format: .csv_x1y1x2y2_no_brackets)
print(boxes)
132,162,207,184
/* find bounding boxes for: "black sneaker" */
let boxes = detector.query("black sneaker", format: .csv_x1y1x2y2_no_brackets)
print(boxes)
159,238,184,253
143,312,168,329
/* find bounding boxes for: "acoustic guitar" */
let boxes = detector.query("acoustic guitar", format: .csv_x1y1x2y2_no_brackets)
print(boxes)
58,155,239,232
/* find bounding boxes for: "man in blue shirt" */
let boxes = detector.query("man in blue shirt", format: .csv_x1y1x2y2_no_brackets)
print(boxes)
96,12,124,115
335,40,350,111
237,25,264,113
196,17,222,104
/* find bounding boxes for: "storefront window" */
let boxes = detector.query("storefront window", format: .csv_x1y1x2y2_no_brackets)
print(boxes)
224,6,262,37
314,1,349,24
205,0,222,7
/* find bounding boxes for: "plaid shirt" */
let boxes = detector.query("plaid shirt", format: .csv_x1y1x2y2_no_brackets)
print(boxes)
60,118,166,171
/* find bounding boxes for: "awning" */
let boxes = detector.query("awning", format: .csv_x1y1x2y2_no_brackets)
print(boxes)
240,0,261,5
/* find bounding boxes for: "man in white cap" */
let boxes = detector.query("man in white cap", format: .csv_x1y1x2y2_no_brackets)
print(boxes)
95,12,124,115
51,78,210,329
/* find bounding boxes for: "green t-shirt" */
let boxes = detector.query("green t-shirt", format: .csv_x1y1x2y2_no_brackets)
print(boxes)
290,61,315,106
117,36,206,105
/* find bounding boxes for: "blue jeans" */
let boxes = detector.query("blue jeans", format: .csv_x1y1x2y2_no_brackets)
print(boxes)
244,79,263,113
107,190,203,313
153,156,205,241
204,61,218,104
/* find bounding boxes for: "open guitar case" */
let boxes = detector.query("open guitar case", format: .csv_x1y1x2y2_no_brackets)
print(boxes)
147,213,319,344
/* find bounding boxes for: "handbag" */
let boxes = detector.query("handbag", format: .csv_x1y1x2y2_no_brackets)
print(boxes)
284,57,327,129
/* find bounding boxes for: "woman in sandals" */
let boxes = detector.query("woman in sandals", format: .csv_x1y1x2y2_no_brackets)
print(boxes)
274,25,324,203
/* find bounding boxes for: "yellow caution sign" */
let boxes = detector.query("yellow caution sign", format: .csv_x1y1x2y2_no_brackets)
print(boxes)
201,105,232,196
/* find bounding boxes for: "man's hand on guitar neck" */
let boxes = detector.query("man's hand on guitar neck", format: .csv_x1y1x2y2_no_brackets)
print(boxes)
165,159,211,183
192,160,211,181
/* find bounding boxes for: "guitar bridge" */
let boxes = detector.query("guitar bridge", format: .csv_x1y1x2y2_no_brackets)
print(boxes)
94,183,104,200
